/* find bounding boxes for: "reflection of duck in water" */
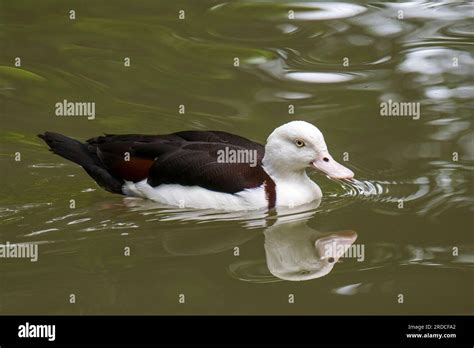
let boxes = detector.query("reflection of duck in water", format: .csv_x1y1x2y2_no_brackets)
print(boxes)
124,198,357,281
264,221,357,281
258,200,356,281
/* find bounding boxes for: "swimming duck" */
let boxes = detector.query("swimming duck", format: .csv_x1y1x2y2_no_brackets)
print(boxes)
38,120,354,211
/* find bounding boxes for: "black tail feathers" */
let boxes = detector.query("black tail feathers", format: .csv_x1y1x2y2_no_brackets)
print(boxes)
38,132,124,194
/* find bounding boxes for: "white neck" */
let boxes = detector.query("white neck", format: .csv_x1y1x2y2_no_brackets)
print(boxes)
262,159,322,207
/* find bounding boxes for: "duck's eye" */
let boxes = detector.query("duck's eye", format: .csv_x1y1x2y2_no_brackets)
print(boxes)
295,139,305,148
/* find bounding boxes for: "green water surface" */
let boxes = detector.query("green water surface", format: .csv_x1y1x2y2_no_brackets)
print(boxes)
0,0,473,314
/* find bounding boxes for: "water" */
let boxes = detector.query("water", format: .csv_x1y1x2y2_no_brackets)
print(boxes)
0,0,473,314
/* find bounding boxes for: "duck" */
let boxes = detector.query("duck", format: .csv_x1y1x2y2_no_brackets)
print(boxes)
38,120,354,211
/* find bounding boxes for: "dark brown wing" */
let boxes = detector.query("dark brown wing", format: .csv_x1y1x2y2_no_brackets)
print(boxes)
85,131,268,194
144,141,268,193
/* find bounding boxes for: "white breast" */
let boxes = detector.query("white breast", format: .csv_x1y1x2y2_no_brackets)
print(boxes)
122,180,269,211
275,180,322,207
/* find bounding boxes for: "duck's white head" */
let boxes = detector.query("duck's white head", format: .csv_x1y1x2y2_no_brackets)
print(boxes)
262,120,354,179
